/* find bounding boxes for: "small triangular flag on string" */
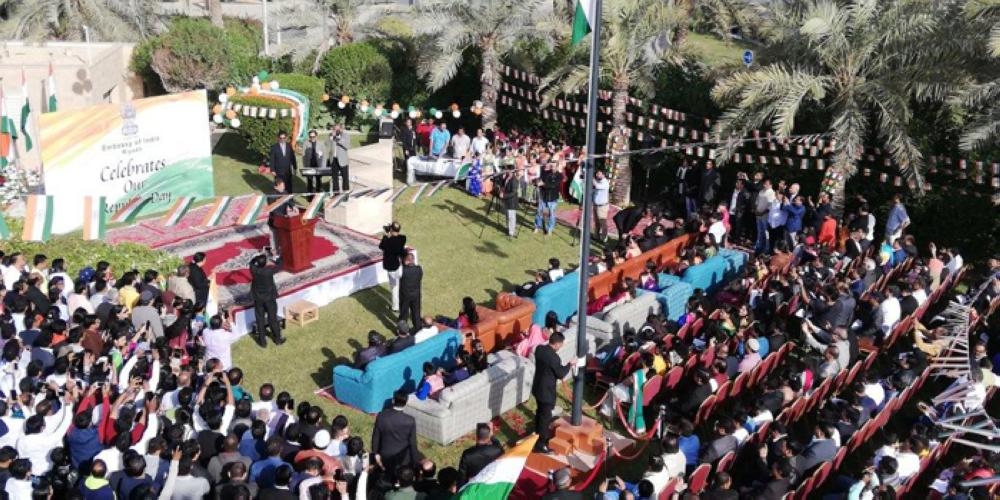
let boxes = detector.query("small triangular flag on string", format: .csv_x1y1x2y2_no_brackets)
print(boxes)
426,180,448,198
162,196,195,227
302,193,328,220
327,191,352,209
110,196,152,224
82,196,107,240
410,183,429,203
200,196,232,227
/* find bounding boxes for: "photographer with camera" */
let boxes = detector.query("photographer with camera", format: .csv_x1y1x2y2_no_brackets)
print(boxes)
250,254,285,347
534,160,564,236
499,165,519,238
379,222,407,313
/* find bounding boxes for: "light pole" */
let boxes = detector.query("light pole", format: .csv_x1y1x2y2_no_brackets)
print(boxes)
262,0,270,56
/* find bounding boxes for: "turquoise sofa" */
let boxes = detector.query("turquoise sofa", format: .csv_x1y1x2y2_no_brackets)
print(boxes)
639,273,695,322
332,330,463,413
530,270,581,325
681,249,749,295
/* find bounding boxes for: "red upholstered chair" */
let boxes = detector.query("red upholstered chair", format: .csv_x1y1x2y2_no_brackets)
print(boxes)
663,366,684,393
715,380,732,402
729,371,751,400
642,375,663,407
694,395,717,426
833,447,848,470
658,478,680,500
687,464,711,494
490,293,535,345
716,451,737,473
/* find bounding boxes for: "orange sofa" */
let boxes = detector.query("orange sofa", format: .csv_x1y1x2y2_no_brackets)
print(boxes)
456,293,536,352
586,233,696,301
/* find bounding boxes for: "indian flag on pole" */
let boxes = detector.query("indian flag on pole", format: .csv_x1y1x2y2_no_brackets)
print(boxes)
569,165,585,202
236,195,266,225
20,68,33,152
302,193,328,220
200,196,232,227
22,195,53,242
571,0,597,45
110,196,151,223
46,62,57,113
0,84,17,168
453,162,472,181
161,196,195,227
457,435,537,499
82,196,107,240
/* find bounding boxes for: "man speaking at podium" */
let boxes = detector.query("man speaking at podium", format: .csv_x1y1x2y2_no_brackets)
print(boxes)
267,178,299,258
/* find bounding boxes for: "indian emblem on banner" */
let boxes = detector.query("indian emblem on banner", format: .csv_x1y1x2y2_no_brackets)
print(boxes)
120,103,138,136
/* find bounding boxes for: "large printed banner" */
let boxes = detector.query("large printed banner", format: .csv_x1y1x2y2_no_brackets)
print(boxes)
39,90,214,233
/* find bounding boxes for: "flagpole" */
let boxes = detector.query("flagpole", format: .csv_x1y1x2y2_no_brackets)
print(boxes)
571,0,602,426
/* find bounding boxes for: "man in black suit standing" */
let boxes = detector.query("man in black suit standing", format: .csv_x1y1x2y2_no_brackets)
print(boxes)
398,252,422,329
250,254,285,347
372,390,419,481
531,332,576,453
187,251,210,310
266,179,298,256
398,119,417,162
269,130,297,193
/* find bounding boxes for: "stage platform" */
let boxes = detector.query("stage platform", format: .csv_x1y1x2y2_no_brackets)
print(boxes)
106,197,386,336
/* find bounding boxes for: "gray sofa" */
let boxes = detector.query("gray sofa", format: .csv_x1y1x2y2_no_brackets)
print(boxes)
567,292,661,353
403,350,534,444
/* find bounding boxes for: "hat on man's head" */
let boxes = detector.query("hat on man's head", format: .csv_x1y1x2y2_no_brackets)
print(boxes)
139,290,154,303
313,429,331,449
747,338,760,352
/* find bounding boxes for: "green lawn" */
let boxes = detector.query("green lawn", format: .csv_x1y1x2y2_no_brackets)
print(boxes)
684,32,752,69
213,136,603,465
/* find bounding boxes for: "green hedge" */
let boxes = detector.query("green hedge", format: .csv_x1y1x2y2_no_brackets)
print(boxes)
269,73,325,128
1,218,182,277
319,42,392,104
228,95,294,160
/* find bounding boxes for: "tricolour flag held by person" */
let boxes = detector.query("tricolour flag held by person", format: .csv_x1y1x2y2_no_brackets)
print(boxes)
200,196,232,227
19,68,33,152
110,196,151,223
236,195,266,225
161,196,195,227
457,435,537,499
302,193,328,220
22,195,53,242
46,62,57,113
569,165,585,201
82,196,107,240
571,0,598,45
0,84,18,168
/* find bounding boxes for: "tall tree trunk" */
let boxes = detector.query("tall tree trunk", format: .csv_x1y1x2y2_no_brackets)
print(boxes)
609,79,631,205
673,0,692,45
207,0,224,28
311,38,332,76
825,161,854,218
480,41,500,131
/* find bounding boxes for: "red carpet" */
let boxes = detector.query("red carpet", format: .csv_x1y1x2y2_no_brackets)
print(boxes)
195,233,339,288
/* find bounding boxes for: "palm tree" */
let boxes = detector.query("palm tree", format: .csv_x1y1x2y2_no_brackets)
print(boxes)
0,0,160,40
408,0,560,131
955,0,1000,151
543,0,683,205
711,0,946,211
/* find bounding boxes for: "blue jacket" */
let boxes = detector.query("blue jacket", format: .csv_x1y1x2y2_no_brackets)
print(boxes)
67,427,104,469
782,203,806,233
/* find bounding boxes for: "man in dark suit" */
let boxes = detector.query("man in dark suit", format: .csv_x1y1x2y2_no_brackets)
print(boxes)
387,320,415,355
398,252,423,329
257,464,296,500
700,418,739,464
301,129,325,194
699,160,721,207
531,332,575,453
269,130,297,193
791,424,837,477
250,254,284,347
266,179,298,256
459,423,503,480
187,252,210,310
398,119,417,161
372,391,419,481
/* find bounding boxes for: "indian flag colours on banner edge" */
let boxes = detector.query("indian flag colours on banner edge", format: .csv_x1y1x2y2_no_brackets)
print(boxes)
457,435,537,499
427,180,448,198
569,165,585,201
22,195,53,242
46,62,57,113
110,196,151,223
20,68,33,152
0,84,17,168
572,0,597,45
410,183,428,203
303,193,328,220
161,196,195,227
200,196,232,227
0,215,10,239
453,162,472,181
327,191,351,209
388,186,409,202
265,195,293,213
82,196,107,240
237,195,266,225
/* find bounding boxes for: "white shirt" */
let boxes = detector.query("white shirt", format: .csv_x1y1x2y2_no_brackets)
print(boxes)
2,266,23,290
755,188,775,214
451,134,471,158
4,479,33,500
873,444,897,467
662,450,687,479
593,178,610,205
0,416,24,448
912,289,928,306
732,428,750,445
201,328,241,370
414,326,439,344
16,404,73,475
94,448,123,473
708,221,727,244
768,199,787,228
642,469,673,497
471,136,490,156
864,382,886,408
879,297,901,334
947,254,964,274
895,451,920,479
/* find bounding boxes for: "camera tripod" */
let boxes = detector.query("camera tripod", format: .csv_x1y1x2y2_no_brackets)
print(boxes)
479,174,518,239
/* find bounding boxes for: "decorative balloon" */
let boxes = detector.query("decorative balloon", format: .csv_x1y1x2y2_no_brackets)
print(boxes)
269,81,280,90
359,100,370,113
213,114,224,124
212,104,223,114
230,118,241,128
321,93,330,102
226,87,237,96
218,93,229,104
225,109,236,119
257,70,269,81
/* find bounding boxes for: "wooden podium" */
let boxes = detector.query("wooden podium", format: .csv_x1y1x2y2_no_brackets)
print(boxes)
272,216,317,273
